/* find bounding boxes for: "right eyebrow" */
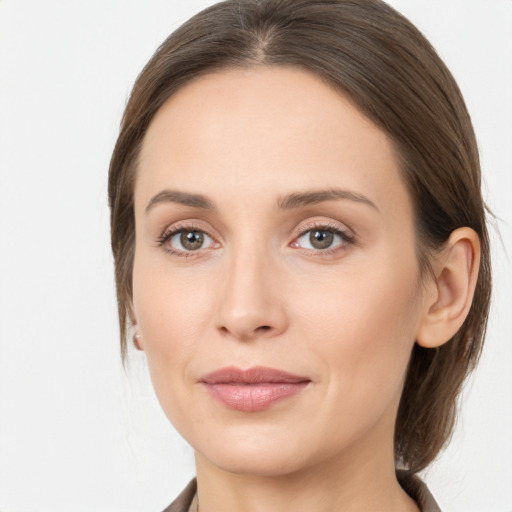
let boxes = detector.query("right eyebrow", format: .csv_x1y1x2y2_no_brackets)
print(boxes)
145,190,215,213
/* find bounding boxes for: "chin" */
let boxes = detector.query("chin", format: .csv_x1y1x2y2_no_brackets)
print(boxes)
191,426,316,477
202,449,309,478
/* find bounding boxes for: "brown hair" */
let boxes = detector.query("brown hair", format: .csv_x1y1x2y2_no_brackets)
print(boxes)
108,0,491,473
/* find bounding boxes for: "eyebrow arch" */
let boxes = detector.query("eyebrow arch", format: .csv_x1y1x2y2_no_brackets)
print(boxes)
145,190,215,213
277,189,378,211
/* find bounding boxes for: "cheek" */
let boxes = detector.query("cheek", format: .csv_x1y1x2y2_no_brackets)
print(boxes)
133,246,213,340
292,252,422,419
296,256,420,338
133,270,220,444
131,254,215,408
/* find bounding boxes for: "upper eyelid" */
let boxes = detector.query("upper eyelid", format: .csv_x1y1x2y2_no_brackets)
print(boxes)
291,219,354,239
161,220,219,239
296,223,344,234
161,220,348,235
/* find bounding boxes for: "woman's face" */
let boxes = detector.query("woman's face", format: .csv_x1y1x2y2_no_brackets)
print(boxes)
132,66,429,476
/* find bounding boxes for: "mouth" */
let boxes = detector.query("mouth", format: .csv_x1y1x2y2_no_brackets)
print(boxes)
199,366,311,412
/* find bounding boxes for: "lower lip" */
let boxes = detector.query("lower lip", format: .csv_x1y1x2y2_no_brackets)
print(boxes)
203,382,309,412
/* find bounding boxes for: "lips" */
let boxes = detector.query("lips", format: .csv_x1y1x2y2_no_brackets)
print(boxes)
199,366,311,412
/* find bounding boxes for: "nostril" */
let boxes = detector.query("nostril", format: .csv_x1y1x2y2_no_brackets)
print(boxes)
217,323,277,341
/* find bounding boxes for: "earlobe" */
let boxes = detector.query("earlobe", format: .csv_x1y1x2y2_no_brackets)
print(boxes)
416,227,481,349
133,331,144,351
128,300,144,351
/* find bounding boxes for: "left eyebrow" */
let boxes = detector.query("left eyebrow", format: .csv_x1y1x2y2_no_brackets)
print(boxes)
277,189,379,211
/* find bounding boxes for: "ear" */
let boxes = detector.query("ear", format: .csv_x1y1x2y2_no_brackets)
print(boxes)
416,227,481,348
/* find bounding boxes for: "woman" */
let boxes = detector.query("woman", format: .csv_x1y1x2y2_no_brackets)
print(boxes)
108,1,491,510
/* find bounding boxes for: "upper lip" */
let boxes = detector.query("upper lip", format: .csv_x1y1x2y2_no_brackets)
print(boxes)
199,366,311,384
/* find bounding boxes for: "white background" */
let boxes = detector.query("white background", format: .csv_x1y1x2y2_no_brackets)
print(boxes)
0,1,511,511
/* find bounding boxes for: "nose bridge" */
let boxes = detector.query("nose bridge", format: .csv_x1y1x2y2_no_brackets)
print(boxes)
216,234,286,340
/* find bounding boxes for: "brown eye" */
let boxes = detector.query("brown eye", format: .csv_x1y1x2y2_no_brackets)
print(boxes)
180,231,204,250
293,226,352,252
165,229,214,252
309,230,334,249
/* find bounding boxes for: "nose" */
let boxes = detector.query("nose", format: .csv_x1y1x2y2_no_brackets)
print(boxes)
215,245,288,342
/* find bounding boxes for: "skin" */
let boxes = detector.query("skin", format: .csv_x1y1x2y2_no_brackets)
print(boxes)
131,66,479,512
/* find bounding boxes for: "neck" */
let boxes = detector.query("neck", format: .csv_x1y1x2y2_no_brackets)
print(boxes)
194,440,419,512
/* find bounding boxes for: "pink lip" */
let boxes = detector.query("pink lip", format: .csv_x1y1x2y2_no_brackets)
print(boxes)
199,366,311,412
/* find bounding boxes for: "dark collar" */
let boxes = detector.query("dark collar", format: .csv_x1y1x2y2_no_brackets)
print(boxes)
397,470,442,512
163,473,442,512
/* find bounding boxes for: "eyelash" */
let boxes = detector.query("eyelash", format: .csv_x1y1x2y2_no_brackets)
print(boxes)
156,222,356,258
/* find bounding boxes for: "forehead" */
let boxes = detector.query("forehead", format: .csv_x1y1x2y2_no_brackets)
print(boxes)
136,65,411,219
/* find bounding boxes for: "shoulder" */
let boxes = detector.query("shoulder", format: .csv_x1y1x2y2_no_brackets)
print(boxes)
161,478,198,512
397,470,442,512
